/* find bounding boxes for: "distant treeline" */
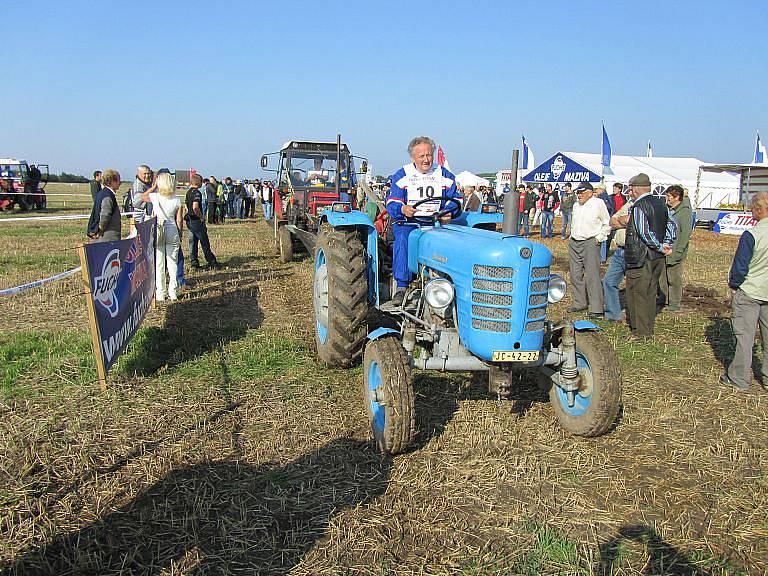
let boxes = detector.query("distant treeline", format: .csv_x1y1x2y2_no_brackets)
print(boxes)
47,172,90,183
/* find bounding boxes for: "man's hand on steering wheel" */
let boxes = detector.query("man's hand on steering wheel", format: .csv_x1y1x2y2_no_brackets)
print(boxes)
407,196,462,225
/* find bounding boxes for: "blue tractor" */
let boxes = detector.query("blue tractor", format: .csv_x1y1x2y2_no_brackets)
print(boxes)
313,195,622,454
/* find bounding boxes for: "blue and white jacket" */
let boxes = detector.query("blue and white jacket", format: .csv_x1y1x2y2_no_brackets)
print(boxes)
385,163,459,221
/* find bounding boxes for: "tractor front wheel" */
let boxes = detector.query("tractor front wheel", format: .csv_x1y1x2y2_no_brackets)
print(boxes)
549,331,622,437
362,337,415,454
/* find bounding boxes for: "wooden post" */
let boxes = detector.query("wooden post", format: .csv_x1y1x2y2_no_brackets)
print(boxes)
78,245,107,390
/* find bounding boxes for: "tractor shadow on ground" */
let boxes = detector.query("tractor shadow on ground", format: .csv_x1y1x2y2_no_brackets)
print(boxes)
597,524,710,575
118,280,264,377
411,373,468,449
218,254,264,268
411,371,552,449
705,315,763,381
1,438,392,576
198,265,294,288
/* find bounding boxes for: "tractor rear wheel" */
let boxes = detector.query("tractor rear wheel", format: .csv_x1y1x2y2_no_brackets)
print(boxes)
549,331,622,437
313,223,368,366
362,336,415,454
277,225,293,263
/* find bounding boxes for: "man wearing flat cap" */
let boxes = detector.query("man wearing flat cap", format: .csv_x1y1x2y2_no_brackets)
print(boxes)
568,181,611,318
624,173,677,340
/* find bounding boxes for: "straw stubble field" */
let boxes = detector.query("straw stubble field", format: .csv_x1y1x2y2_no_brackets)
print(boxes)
0,185,766,575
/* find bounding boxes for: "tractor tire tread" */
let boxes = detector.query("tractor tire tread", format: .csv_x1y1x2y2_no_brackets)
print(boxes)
315,224,368,367
363,337,415,454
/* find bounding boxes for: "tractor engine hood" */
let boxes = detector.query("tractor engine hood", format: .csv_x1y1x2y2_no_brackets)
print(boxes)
407,224,553,362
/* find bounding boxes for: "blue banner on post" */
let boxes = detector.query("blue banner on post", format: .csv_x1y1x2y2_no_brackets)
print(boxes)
522,152,601,184
80,218,156,382
602,125,612,168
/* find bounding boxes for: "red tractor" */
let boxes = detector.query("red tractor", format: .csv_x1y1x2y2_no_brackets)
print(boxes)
260,137,366,262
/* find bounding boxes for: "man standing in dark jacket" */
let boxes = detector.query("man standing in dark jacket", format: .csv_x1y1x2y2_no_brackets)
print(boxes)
87,169,121,241
540,184,559,238
186,174,221,270
206,177,218,224
89,170,102,203
624,173,677,339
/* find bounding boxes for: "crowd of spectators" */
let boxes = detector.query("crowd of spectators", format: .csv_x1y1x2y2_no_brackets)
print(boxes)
86,166,284,302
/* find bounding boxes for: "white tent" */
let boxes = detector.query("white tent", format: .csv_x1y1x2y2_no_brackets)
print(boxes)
560,152,740,209
455,170,490,188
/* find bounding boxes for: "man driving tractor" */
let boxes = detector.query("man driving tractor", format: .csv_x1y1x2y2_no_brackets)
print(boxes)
386,136,461,306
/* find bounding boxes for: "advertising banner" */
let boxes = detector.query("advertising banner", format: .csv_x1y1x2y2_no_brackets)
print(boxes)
79,218,156,387
713,211,757,235
522,152,601,184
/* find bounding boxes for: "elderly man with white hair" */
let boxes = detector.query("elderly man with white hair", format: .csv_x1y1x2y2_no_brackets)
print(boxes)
385,136,461,306
132,164,154,224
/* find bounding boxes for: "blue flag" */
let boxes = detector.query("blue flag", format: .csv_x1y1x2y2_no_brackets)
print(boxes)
755,131,766,164
521,135,535,170
601,125,612,168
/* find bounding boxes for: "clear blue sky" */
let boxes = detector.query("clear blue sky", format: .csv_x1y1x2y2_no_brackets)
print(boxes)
5,0,767,180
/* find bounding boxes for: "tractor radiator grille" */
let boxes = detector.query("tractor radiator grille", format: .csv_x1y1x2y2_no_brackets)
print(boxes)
472,319,511,333
531,266,550,279
529,294,547,306
473,265,514,278
525,321,545,332
472,278,513,292
527,308,545,320
472,305,512,320
472,292,513,306
530,280,548,293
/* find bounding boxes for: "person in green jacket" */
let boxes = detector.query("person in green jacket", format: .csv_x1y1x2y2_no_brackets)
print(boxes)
659,185,692,312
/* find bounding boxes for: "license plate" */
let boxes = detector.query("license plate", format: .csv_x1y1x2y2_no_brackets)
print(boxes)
492,350,540,362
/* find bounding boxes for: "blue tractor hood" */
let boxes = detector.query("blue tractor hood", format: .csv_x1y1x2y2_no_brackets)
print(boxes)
408,224,553,361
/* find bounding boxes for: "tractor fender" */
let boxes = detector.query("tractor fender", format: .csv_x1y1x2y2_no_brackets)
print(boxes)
319,209,381,307
573,320,601,331
321,209,375,230
367,327,399,342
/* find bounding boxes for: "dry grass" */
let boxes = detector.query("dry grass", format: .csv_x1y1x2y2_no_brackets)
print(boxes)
0,209,765,575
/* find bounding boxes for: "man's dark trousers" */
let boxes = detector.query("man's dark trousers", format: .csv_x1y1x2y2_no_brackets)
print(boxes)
626,257,665,337
188,219,217,266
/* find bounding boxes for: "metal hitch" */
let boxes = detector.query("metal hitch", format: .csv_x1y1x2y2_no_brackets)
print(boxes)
558,321,580,407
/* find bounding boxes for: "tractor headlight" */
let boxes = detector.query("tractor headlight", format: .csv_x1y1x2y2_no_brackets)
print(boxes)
425,278,454,310
547,274,567,303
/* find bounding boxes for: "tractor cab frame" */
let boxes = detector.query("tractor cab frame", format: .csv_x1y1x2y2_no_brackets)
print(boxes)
260,137,367,262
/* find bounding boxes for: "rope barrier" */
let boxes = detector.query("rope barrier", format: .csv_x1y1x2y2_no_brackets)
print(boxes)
1,191,94,197
0,266,82,297
0,212,137,223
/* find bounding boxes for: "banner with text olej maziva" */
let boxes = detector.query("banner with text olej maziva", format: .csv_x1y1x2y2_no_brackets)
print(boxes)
84,217,156,376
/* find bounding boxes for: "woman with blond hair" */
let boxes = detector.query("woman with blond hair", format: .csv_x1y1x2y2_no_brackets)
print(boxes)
141,170,184,301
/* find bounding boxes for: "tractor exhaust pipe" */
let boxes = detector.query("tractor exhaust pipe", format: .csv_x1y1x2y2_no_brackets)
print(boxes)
502,149,520,235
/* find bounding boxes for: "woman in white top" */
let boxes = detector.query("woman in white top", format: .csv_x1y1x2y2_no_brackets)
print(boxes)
141,171,184,301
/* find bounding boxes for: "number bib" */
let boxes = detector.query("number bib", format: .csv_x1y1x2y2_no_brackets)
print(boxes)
403,164,443,216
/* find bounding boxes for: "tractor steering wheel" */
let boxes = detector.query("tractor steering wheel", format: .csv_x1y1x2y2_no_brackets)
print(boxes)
408,196,463,225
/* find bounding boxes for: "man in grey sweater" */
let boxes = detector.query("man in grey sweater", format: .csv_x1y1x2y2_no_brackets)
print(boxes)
131,165,153,224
